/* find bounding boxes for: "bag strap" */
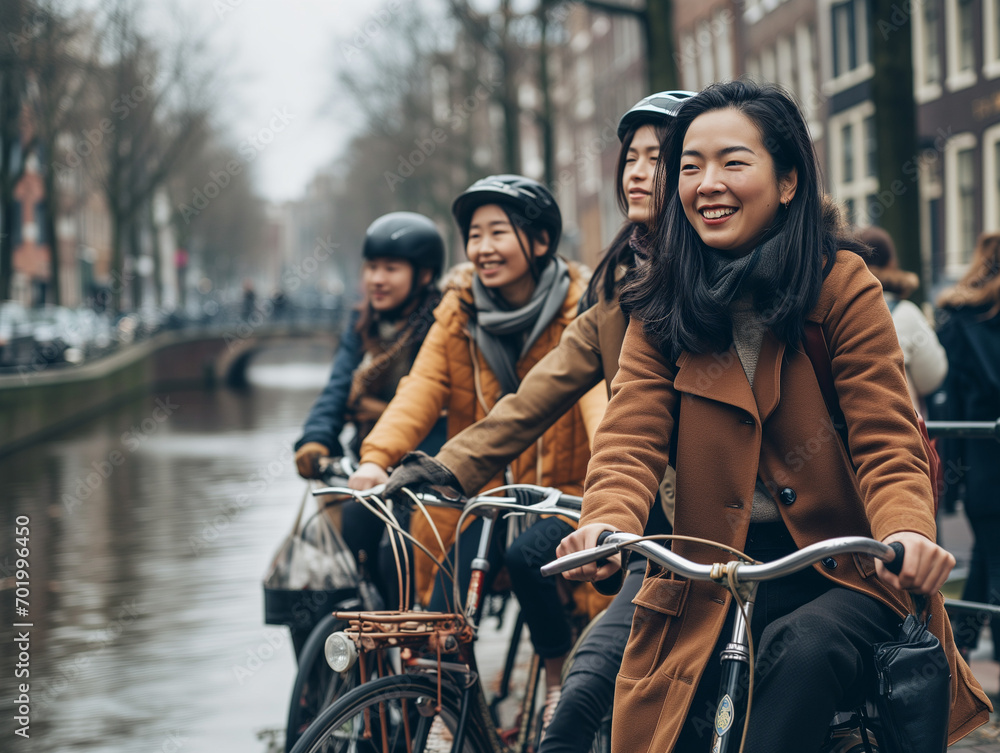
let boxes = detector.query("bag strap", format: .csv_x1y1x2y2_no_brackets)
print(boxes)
291,484,311,535
803,322,849,448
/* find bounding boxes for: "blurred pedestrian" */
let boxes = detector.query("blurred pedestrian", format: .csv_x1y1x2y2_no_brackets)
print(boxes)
241,280,256,321
858,225,947,417
937,231,1000,668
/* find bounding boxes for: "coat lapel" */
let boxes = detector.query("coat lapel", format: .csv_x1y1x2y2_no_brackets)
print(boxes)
674,346,760,419
752,331,785,424
672,332,787,424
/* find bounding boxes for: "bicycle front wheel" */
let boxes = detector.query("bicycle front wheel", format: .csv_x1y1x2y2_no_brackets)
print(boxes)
286,613,356,752
290,673,494,753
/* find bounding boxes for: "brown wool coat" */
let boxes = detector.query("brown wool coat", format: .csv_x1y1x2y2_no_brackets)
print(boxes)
580,251,991,751
360,261,608,605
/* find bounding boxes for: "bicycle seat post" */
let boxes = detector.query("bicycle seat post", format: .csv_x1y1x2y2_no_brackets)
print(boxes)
463,512,499,624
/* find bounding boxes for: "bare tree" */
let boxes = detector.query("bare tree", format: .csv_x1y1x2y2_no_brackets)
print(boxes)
88,0,212,311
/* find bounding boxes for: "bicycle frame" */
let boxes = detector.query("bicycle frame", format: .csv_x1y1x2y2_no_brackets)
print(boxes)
543,533,899,753
308,484,583,753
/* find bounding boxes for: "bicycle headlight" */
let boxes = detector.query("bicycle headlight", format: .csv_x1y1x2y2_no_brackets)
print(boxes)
324,632,358,672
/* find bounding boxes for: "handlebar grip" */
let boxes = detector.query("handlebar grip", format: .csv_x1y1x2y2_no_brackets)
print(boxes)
883,541,905,575
540,541,621,577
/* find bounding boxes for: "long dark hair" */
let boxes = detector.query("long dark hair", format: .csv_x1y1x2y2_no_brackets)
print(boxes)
622,80,834,361
582,117,672,309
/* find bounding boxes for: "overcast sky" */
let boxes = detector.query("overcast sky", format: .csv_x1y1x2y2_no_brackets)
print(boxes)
142,0,394,204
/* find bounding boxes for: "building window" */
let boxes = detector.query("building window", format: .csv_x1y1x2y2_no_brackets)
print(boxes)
946,0,978,89
985,0,1000,76
842,123,855,183
697,20,716,86
945,133,978,275
912,0,942,98
832,1,857,78
958,148,976,263
864,115,877,178
681,33,699,91
829,102,878,224
984,124,1000,231
925,1,942,84
761,46,777,83
714,10,734,81
829,0,871,89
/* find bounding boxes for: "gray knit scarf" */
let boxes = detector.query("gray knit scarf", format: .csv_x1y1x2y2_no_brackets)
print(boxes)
701,225,787,308
469,256,571,396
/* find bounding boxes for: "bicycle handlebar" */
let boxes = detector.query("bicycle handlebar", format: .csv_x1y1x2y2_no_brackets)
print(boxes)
541,533,903,581
924,417,1000,442
310,481,582,518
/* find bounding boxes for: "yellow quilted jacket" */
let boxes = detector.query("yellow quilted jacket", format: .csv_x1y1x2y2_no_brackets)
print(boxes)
360,260,609,611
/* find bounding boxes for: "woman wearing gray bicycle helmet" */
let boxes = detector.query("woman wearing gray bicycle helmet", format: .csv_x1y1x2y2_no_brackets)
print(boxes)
380,90,696,749
349,173,610,709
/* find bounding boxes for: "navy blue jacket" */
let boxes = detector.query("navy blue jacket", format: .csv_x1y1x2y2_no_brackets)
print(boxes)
937,305,1000,518
295,311,365,452
295,309,447,457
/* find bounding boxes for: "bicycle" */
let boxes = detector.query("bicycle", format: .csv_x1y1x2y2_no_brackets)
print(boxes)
284,456,389,752
288,483,594,753
541,532,911,753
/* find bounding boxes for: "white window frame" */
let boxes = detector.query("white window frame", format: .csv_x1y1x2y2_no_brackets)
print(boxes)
776,34,796,95
944,132,978,276
827,102,878,224
985,0,1000,78
680,32,699,92
911,0,943,102
984,123,1000,231
796,23,824,140
760,45,777,83
714,10,734,82
945,0,977,91
918,152,943,288
697,20,716,87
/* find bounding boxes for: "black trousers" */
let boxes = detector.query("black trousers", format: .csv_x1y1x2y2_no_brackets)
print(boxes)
539,556,646,753
954,515,1000,661
340,499,412,610
674,522,899,753
428,517,576,659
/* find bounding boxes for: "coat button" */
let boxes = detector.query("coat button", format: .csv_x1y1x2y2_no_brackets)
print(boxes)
739,417,754,425
779,487,796,505
822,557,838,569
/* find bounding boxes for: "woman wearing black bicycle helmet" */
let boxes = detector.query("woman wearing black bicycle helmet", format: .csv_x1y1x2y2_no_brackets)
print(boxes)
378,90,695,749
290,212,446,640
349,174,609,710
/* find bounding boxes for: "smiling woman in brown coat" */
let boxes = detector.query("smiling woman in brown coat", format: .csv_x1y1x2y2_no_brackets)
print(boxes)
558,80,990,752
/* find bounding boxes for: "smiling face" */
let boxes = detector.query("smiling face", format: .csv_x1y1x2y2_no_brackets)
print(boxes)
678,108,797,258
624,124,661,225
465,204,548,306
362,257,415,311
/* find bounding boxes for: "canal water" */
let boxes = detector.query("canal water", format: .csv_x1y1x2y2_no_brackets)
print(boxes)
1,343,340,752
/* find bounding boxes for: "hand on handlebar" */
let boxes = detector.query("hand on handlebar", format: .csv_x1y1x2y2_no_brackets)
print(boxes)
295,442,330,479
349,462,389,491
556,523,622,582
876,531,955,595
382,451,464,501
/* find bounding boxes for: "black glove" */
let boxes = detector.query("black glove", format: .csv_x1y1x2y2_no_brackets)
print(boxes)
383,452,464,501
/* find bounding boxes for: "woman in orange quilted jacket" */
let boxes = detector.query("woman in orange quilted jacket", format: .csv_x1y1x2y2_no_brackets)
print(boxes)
348,174,607,721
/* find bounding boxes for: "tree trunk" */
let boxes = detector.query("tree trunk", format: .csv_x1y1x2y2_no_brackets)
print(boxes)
644,0,679,92
0,67,23,301
43,156,61,304
869,0,923,302
537,1,555,187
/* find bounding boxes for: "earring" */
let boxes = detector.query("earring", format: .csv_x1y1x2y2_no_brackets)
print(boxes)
782,199,790,209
